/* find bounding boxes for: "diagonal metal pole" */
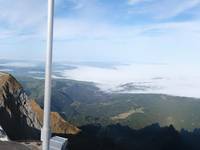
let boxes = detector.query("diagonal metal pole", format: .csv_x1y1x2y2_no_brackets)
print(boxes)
42,0,54,150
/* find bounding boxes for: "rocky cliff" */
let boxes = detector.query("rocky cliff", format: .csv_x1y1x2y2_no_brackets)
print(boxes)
0,72,79,140
0,72,41,140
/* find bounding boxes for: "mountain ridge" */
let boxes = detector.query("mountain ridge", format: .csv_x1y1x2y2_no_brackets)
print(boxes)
30,100,80,135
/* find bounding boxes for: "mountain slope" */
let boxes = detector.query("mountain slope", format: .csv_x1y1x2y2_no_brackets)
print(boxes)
30,100,80,135
18,76,200,130
0,72,41,140
0,72,79,140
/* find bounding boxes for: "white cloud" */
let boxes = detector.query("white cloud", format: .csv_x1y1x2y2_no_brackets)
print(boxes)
0,62,36,68
128,0,200,19
0,69,13,72
62,63,200,98
0,0,46,42
52,18,139,40
50,19,200,63
0,0,65,41
128,0,152,5
0,0,46,27
52,19,200,41
154,0,200,19
69,0,86,9
0,0,199,41
0,0,200,62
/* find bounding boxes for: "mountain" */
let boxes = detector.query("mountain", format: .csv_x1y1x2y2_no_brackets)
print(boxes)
18,76,200,131
0,72,79,140
30,100,80,135
67,123,200,150
0,72,41,140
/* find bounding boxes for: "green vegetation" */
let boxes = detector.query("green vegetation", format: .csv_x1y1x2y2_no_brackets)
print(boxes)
17,76,200,131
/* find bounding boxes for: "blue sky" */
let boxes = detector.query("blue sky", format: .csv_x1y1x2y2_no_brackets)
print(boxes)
0,0,200,64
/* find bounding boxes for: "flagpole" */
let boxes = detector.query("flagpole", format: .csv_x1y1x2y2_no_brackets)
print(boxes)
42,0,54,149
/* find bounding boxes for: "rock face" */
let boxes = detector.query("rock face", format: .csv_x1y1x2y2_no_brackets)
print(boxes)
30,100,80,135
0,72,80,140
0,73,41,140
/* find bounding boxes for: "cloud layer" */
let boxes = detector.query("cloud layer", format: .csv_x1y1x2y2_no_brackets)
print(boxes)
62,63,200,98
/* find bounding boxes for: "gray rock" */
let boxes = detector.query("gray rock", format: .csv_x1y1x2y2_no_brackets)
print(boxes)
0,73,42,140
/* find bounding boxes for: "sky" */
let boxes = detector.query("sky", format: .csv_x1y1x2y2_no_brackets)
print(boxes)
0,0,200,64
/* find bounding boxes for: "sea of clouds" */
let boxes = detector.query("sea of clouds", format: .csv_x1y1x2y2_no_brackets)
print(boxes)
1,60,199,98
62,63,200,98
0,62,37,68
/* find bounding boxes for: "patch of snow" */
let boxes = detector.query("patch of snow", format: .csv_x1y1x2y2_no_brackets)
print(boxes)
0,126,9,141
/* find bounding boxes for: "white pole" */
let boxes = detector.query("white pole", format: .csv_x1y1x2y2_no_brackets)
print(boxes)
42,0,54,149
